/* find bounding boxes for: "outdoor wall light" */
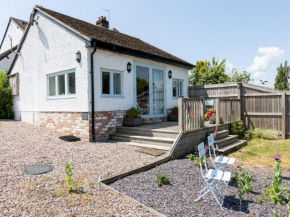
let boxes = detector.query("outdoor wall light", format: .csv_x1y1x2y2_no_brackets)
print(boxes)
127,62,132,73
76,51,81,63
168,70,172,79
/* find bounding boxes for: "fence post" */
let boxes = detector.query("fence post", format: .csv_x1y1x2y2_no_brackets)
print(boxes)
216,98,220,125
237,83,242,121
201,98,205,127
178,96,184,131
281,92,286,140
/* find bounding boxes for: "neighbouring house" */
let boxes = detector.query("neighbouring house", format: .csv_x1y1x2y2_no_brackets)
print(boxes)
0,17,27,71
7,5,194,141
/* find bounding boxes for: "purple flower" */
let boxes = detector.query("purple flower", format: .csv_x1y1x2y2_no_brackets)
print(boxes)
238,150,242,153
205,147,208,153
274,155,281,161
237,163,240,169
214,128,218,137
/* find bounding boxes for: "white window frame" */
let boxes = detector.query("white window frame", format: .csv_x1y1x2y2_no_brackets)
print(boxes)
47,69,76,99
100,68,123,98
172,79,184,98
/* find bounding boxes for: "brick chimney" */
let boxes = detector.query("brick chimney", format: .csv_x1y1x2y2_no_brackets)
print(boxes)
96,16,109,28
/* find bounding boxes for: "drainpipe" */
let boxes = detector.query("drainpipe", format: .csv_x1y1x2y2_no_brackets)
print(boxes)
90,42,97,141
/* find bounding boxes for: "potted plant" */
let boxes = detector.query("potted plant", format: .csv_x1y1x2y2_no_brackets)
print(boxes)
204,109,216,124
123,107,143,127
168,106,178,121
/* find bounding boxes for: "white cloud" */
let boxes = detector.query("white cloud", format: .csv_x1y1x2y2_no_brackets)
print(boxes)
247,47,284,78
225,60,234,74
253,71,266,78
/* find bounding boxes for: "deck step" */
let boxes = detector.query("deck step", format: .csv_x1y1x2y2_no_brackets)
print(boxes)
116,127,179,138
110,133,174,146
215,135,238,149
218,140,247,154
207,130,229,140
126,142,171,151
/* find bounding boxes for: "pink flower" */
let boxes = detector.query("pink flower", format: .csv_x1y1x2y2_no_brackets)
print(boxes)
214,128,218,137
138,101,143,105
274,155,281,161
205,147,208,153
237,164,240,169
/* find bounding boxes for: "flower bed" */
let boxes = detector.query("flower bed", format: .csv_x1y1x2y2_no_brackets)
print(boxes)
110,158,289,216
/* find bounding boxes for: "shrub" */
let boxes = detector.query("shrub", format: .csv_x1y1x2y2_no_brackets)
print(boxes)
156,174,170,186
126,107,139,118
252,128,279,140
235,163,253,200
0,71,14,119
186,153,195,161
171,106,178,115
244,130,253,140
231,121,244,137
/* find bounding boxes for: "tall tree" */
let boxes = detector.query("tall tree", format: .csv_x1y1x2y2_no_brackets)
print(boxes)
274,61,290,90
189,57,228,85
228,69,251,83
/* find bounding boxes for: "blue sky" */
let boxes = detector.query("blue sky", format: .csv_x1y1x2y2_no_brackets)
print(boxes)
1,0,289,87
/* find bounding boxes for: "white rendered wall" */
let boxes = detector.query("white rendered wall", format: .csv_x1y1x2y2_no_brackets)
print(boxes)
93,49,189,113
0,20,23,54
10,11,90,121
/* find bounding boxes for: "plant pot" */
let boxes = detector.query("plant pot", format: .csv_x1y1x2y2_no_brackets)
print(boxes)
167,114,178,121
123,117,143,127
209,120,216,124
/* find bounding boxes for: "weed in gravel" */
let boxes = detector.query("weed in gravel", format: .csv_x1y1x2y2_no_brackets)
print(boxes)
235,163,253,201
65,163,83,194
273,210,281,217
156,174,170,186
186,153,195,160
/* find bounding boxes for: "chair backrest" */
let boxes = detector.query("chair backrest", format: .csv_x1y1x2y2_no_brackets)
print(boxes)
207,134,217,158
197,142,208,174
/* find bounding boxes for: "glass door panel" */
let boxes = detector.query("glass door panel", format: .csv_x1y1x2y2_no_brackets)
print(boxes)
152,69,164,115
136,66,150,115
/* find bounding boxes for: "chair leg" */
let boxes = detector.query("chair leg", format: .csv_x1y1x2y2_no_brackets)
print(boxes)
195,189,210,202
210,190,224,210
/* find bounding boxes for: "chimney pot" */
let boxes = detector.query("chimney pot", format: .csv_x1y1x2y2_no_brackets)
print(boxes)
96,16,109,28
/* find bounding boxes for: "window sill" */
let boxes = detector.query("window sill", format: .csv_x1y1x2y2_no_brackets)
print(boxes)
101,94,125,99
47,95,77,100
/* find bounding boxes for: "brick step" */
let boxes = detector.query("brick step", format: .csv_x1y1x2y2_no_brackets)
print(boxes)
116,127,179,138
218,140,247,154
110,133,174,147
215,135,239,149
126,142,171,151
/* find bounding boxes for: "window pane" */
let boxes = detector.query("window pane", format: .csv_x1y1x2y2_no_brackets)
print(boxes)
136,66,150,115
113,73,121,95
58,74,65,95
179,81,183,96
49,76,56,96
172,80,177,97
153,69,164,115
68,72,76,94
102,71,110,94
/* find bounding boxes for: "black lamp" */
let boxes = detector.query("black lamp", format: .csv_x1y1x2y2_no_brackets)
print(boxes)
168,70,172,79
127,62,132,73
76,51,81,62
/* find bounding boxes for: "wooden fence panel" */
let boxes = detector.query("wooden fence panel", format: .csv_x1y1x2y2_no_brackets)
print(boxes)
182,98,204,131
219,99,240,124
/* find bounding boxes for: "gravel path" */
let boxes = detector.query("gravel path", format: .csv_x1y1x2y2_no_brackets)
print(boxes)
111,158,289,217
0,120,166,216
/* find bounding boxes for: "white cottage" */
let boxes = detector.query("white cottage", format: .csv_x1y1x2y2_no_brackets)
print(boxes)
7,5,194,141
0,17,27,71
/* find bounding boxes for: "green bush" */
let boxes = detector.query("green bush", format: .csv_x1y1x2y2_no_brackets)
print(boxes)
0,71,14,119
252,128,279,140
156,174,170,186
126,107,139,118
171,106,178,115
231,121,244,137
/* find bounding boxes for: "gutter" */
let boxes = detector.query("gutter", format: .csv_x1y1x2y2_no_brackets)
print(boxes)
90,42,97,141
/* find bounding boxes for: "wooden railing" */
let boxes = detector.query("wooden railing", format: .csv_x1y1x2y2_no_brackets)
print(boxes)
178,97,204,131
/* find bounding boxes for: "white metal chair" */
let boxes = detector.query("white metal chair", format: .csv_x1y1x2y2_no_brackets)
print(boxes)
195,142,231,210
207,134,236,172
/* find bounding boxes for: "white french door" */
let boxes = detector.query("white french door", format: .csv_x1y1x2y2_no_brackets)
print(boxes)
135,62,165,117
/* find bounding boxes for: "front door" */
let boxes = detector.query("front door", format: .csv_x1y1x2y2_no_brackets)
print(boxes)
135,63,165,117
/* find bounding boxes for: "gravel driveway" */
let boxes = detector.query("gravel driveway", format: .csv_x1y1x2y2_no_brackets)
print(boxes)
0,120,165,216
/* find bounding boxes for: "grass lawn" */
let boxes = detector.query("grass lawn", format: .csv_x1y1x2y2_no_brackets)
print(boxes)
229,138,290,168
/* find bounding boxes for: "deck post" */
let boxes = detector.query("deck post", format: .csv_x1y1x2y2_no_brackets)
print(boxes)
281,92,286,140
216,98,220,125
178,96,184,131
